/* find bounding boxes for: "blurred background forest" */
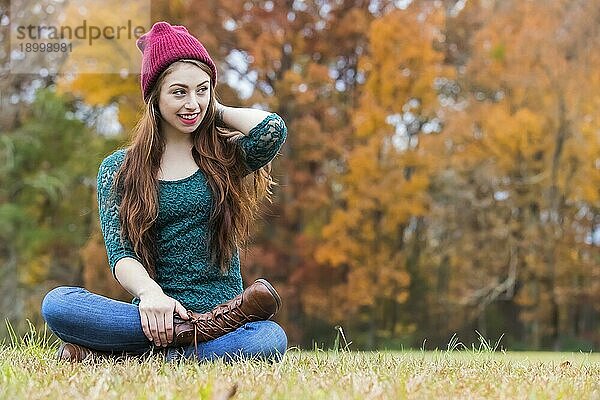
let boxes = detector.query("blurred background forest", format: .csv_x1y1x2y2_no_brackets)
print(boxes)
0,0,598,351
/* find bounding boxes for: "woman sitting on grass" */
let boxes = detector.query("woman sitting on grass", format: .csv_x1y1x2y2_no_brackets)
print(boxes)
41,21,288,362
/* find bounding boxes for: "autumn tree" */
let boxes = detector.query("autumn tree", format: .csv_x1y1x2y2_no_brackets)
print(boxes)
429,0,600,348
315,2,452,348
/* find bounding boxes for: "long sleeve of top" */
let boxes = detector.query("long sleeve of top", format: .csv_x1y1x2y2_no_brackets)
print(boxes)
96,113,287,313
97,152,142,273
237,113,287,171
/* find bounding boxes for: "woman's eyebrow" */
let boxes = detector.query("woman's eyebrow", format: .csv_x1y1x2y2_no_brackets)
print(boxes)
169,80,210,88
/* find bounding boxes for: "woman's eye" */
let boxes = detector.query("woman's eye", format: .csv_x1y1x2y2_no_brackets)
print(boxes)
197,87,208,94
173,89,185,96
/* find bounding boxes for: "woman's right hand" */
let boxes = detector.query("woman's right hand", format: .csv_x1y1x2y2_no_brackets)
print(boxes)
138,288,189,347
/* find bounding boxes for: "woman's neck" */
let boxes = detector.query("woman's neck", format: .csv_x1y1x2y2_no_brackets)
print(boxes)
160,122,193,153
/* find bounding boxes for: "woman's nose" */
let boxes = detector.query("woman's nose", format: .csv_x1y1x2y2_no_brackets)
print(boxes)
184,94,199,109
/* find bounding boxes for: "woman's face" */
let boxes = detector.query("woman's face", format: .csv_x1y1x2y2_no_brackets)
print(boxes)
158,62,211,135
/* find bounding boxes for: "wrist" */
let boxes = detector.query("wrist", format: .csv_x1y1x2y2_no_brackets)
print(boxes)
138,284,163,299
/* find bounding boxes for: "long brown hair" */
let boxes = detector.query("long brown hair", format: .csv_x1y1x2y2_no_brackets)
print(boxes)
111,59,274,278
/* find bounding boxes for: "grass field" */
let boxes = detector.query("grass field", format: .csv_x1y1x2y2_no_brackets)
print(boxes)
1,328,598,399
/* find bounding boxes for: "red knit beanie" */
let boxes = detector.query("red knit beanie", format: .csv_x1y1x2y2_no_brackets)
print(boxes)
136,21,217,101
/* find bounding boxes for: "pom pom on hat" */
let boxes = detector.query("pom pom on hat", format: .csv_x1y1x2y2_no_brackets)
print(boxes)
136,21,217,101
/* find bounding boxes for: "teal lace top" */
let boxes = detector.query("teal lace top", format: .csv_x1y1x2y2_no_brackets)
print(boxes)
97,113,287,313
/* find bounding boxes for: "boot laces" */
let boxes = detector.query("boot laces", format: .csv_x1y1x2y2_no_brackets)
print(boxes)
187,299,261,356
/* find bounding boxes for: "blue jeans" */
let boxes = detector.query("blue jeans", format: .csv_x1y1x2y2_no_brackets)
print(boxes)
41,286,287,362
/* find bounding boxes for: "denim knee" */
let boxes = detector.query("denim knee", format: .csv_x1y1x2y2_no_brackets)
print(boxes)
41,286,81,329
272,322,288,356
257,320,288,358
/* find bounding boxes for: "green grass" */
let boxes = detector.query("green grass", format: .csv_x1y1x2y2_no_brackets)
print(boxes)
0,325,599,399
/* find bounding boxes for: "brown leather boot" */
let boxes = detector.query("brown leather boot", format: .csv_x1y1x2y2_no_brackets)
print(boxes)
172,278,281,350
56,342,109,362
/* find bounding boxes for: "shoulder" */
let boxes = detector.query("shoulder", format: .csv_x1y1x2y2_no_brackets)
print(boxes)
97,148,128,191
99,148,128,174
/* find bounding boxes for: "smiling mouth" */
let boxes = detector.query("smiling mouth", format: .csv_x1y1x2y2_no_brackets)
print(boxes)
177,112,200,125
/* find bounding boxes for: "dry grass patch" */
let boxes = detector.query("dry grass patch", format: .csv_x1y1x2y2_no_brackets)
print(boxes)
0,326,598,399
